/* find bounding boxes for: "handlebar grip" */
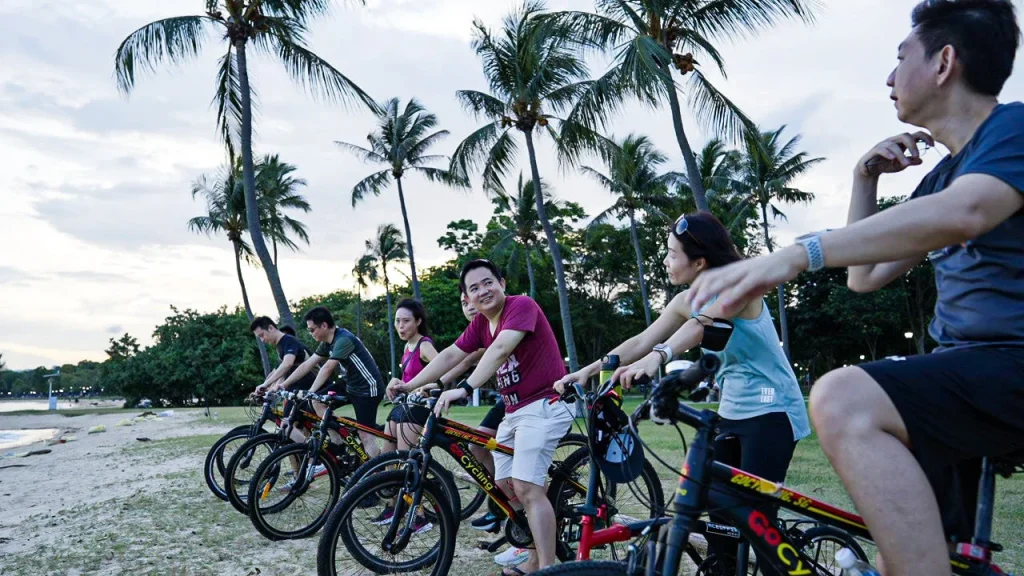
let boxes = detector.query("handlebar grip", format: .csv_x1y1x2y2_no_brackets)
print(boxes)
660,354,720,395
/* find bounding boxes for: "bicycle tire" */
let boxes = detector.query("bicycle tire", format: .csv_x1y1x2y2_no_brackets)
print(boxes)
548,445,665,562
343,450,462,523
794,524,868,575
204,425,251,501
531,560,630,576
247,442,343,540
317,469,457,576
224,432,292,515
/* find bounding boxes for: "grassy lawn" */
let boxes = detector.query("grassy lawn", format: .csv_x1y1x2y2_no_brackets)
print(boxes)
1,402,1020,575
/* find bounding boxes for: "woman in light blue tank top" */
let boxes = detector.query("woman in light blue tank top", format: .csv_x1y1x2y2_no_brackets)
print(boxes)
555,212,810,575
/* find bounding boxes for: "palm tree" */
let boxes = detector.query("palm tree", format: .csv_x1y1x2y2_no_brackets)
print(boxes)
488,174,566,299
115,0,377,330
338,98,466,301
351,254,378,340
187,159,272,375
365,224,408,377
582,134,681,325
450,0,606,371
728,126,823,358
256,154,311,267
544,0,818,211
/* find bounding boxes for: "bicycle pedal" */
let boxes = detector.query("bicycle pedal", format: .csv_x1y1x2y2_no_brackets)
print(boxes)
486,536,509,553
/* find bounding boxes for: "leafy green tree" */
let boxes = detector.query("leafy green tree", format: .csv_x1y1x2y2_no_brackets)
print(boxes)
450,1,606,370
728,126,823,358
114,0,376,329
543,0,818,210
582,133,680,325
437,220,484,259
338,98,465,300
365,224,408,377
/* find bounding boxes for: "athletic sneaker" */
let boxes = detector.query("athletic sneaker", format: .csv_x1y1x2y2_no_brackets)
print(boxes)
356,494,380,509
412,515,433,535
371,506,396,525
471,512,500,532
494,547,530,567
307,463,327,480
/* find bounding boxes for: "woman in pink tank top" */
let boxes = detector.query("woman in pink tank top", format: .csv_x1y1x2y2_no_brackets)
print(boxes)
384,299,439,452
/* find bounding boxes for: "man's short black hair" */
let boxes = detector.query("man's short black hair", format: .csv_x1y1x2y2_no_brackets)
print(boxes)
249,316,276,332
911,0,1020,96
303,306,335,328
459,259,503,294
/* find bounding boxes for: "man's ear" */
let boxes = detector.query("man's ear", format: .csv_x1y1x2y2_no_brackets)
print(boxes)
935,44,957,86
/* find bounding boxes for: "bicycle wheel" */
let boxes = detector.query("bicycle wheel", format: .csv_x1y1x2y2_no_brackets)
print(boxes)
792,524,868,575
344,450,462,523
532,560,630,576
317,470,456,576
548,445,665,562
247,442,343,540
224,432,291,515
204,425,251,501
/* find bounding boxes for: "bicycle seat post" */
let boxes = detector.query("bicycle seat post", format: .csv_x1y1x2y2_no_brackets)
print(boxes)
972,458,996,547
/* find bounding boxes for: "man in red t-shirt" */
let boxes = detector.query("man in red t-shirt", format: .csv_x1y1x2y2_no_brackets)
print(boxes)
387,259,573,573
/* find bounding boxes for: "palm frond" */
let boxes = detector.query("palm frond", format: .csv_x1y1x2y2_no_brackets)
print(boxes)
685,70,756,143
351,169,392,206
115,16,211,94
272,35,379,112
414,167,470,189
213,44,243,156
455,90,509,120
336,140,388,164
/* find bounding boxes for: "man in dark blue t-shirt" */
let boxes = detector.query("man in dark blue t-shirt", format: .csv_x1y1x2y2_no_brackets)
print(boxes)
251,317,317,394
686,2,1023,575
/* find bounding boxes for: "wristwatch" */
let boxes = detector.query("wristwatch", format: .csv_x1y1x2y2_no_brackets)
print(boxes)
795,232,827,272
653,344,673,365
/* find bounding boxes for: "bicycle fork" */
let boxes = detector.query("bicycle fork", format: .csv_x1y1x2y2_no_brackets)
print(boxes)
654,426,713,576
382,454,428,555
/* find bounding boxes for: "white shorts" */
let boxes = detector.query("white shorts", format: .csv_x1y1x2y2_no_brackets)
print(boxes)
493,398,574,487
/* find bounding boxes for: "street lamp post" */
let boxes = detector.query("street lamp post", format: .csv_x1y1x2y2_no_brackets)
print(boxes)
904,332,914,355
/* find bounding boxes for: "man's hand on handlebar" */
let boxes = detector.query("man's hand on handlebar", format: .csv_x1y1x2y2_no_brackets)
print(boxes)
614,352,662,390
385,379,405,400
553,368,592,395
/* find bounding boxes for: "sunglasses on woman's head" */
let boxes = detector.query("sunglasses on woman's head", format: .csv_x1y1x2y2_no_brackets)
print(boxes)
674,215,704,247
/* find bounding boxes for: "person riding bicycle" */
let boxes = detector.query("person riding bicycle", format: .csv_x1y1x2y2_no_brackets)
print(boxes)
387,258,573,575
280,306,386,460
686,2,1023,574
556,211,811,575
251,316,316,395
383,298,440,453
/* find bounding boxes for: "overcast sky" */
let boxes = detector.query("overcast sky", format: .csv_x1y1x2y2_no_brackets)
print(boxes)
1,0,1021,370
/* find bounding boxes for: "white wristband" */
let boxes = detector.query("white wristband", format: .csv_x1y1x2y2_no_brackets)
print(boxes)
796,235,825,271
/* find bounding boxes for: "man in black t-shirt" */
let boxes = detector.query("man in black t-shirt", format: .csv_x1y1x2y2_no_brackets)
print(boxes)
251,317,317,394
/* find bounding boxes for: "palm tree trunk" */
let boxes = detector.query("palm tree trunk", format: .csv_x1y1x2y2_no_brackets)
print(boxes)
273,238,278,268
355,289,363,340
523,130,578,371
663,66,710,212
235,40,295,330
395,176,421,301
384,275,396,378
760,203,791,359
526,249,537,300
235,245,271,376
628,210,653,326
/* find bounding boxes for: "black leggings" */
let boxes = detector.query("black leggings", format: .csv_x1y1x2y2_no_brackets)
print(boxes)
705,411,796,576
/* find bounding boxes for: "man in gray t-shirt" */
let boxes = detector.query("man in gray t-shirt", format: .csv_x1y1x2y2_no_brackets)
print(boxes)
684,2,1023,574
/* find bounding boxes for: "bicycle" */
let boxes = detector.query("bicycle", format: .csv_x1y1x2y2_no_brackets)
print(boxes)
316,390,663,576
203,390,284,501
349,392,590,523
222,390,322,515
540,355,1023,576
245,390,398,540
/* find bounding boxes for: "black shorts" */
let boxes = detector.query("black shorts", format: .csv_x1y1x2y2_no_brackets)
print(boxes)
478,398,506,431
348,393,384,429
387,403,431,426
860,347,1024,541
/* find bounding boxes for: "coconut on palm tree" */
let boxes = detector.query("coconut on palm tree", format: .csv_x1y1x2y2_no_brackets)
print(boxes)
338,98,465,301
582,134,682,325
365,224,408,377
450,0,608,371
487,174,569,300
728,126,823,358
543,0,819,211
188,158,273,375
351,254,378,340
114,0,378,330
